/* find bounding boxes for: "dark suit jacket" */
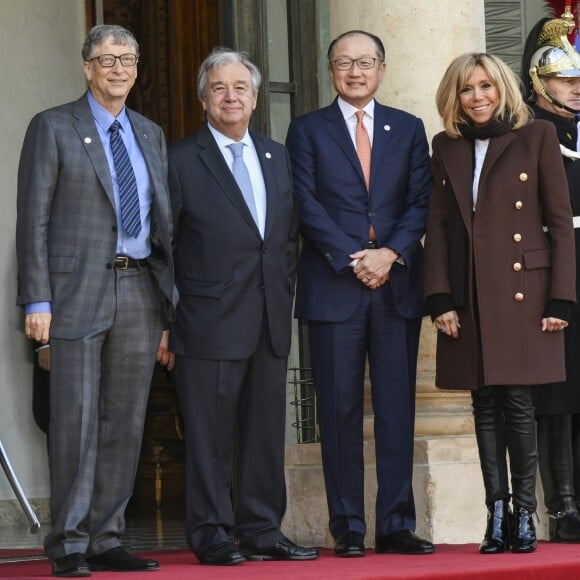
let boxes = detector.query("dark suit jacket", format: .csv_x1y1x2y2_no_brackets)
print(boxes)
16,93,174,335
168,124,298,360
531,106,580,414
286,98,431,322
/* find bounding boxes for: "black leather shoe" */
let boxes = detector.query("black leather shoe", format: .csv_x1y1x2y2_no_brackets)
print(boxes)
549,498,580,542
51,553,91,577
199,542,246,566
86,547,159,571
375,530,435,555
335,532,365,557
550,511,580,542
510,506,537,553
244,536,319,561
479,499,511,554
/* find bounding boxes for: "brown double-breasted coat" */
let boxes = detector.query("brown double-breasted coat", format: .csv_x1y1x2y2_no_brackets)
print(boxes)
424,120,576,389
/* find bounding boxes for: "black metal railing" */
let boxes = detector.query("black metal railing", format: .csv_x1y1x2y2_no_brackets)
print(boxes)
288,367,319,443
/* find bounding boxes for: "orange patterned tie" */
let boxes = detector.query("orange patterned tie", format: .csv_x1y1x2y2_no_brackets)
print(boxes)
355,110,371,190
355,111,376,240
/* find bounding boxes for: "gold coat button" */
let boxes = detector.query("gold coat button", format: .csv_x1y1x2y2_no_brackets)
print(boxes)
519,173,528,182
513,262,522,271
514,292,524,302
513,233,522,242
515,201,523,210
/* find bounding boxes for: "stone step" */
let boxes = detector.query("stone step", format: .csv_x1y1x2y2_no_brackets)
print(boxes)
283,436,550,548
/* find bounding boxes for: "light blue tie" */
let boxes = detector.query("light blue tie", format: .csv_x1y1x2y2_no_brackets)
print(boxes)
109,120,141,238
227,142,259,227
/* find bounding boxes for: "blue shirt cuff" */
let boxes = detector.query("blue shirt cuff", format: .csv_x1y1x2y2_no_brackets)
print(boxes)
24,302,52,315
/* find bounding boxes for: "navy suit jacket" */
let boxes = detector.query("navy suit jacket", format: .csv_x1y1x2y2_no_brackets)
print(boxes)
286,98,431,322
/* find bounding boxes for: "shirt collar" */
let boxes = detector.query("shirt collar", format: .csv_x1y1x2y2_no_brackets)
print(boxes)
207,123,251,149
337,96,375,121
87,90,130,133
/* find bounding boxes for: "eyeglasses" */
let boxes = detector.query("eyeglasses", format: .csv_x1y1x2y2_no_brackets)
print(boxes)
330,57,381,71
88,53,138,67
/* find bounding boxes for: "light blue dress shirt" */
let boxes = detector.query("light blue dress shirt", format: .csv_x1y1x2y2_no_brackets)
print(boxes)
207,123,267,238
25,91,153,315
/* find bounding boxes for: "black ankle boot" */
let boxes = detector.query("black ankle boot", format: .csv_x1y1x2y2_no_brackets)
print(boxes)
510,506,537,553
479,499,511,554
549,497,580,542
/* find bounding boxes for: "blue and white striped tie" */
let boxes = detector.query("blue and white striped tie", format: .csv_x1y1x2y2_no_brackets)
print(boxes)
109,120,141,238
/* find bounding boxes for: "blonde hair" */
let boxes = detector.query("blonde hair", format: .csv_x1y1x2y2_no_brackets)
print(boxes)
436,52,532,139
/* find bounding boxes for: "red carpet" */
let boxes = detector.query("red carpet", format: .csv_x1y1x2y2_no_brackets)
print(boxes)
0,550,43,558
2,544,580,579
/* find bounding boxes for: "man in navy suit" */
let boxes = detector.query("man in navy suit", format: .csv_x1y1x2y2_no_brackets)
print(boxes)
286,30,433,556
168,48,318,566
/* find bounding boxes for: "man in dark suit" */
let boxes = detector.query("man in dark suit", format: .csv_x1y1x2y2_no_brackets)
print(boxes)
16,25,174,577
285,30,433,556
168,47,318,566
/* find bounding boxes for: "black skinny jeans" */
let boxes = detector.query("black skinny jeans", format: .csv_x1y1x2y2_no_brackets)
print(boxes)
471,385,537,511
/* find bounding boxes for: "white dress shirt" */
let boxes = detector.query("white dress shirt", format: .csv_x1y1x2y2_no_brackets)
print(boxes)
208,124,267,238
473,138,490,211
337,97,375,147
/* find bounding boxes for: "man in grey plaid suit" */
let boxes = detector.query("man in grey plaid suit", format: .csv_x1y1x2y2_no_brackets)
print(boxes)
16,25,174,577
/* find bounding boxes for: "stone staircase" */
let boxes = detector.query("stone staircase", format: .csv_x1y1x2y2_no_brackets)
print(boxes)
282,369,549,548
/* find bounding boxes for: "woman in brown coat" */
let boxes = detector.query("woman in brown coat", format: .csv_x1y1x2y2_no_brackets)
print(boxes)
424,53,576,554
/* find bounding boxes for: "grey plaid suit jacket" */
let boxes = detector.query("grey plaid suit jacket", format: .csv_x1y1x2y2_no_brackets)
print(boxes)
16,93,173,337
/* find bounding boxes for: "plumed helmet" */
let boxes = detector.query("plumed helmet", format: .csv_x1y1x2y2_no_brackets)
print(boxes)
522,5,580,111
530,45,580,78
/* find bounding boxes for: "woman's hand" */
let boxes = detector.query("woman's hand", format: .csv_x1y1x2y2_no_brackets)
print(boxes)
541,317,569,332
434,310,461,339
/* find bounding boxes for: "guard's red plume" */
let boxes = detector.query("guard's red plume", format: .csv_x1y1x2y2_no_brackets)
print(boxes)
544,1,579,43
544,0,576,18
